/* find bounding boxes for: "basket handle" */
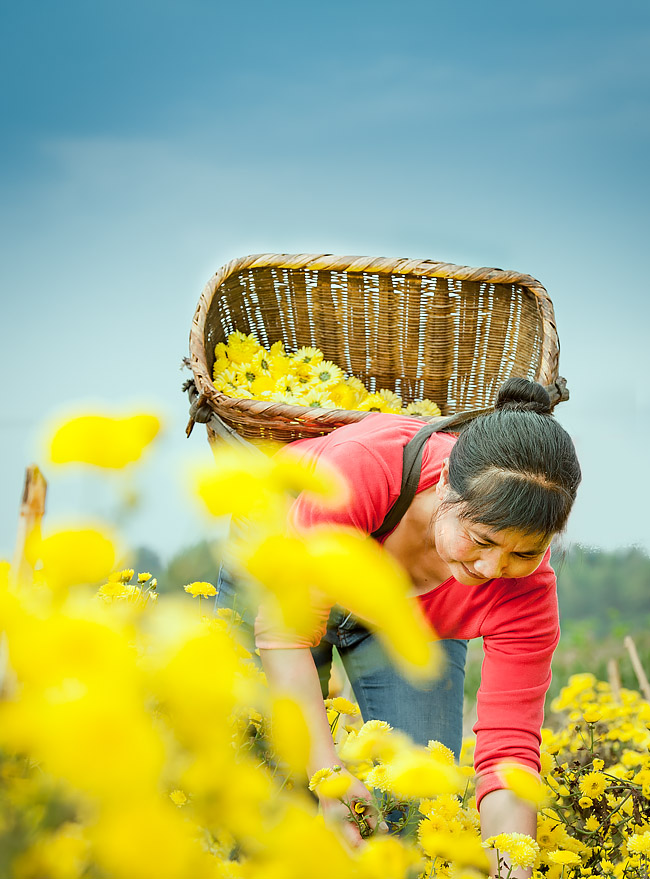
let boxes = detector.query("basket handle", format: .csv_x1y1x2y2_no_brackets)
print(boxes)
183,378,265,454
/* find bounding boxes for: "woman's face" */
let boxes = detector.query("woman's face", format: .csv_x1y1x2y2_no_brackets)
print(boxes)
432,460,553,584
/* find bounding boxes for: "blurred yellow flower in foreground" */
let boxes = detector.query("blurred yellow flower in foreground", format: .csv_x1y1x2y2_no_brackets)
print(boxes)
308,766,351,799
498,761,548,807
49,413,161,468
271,695,311,776
386,748,464,798
26,527,116,590
355,835,423,879
307,528,440,679
12,822,89,879
90,798,210,879
194,443,348,523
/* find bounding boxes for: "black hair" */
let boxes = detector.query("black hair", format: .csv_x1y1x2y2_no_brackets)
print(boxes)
445,377,582,538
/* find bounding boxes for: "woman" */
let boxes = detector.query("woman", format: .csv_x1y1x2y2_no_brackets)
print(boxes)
218,376,581,872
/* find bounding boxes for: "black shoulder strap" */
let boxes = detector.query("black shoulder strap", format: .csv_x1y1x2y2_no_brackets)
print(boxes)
370,414,461,539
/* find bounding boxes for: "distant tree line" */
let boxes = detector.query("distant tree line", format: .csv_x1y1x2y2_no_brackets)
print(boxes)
553,543,650,635
128,540,650,636
128,539,223,597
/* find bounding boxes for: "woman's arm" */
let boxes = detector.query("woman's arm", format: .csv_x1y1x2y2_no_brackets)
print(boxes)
259,647,377,847
259,647,339,772
480,789,537,879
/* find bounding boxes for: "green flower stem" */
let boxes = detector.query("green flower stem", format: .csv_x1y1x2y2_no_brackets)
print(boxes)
329,710,341,736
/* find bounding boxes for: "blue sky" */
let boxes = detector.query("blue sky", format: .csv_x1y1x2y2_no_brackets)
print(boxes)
2,0,649,561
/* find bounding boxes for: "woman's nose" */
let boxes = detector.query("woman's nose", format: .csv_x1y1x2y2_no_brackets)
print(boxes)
474,550,506,579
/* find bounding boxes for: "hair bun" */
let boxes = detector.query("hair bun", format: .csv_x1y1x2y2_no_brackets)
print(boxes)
495,377,552,415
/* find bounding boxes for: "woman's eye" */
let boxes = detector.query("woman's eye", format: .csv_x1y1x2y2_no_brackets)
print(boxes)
471,538,491,548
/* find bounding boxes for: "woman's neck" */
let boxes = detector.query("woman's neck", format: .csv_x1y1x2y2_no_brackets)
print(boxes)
382,485,453,595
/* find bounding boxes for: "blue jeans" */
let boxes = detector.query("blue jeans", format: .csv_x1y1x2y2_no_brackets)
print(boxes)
215,565,467,758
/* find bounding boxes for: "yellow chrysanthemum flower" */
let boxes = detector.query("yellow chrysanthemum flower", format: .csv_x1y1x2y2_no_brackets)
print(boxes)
308,767,336,791
360,719,393,735
291,361,318,386
293,346,324,365
427,740,456,766
273,376,301,397
540,749,555,777
404,399,442,417
377,388,403,410
579,771,607,799
356,392,399,413
303,390,336,409
137,572,152,583
213,355,230,378
313,361,344,387
226,331,262,364
169,789,188,806
483,833,540,869
97,580,136,600
329,381,361,409
327,697,360,716
183,581,217,598
421,793,462,821
578,796,594,809
270,390,300,405
548,850,582,866
628,832,650,855
363,764,393,792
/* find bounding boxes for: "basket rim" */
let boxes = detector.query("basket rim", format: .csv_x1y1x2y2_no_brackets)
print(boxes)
188,252,560,436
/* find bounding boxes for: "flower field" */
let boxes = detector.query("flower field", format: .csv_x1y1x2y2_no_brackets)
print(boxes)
1,413,649,878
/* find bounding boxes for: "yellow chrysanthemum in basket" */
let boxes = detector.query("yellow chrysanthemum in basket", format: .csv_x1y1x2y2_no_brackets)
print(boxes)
212,334,442,419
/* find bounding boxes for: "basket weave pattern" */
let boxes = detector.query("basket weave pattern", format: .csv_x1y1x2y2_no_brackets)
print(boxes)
189,253,560,442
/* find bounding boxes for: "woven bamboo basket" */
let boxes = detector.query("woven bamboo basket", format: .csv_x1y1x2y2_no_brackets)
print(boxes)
186,253,567,444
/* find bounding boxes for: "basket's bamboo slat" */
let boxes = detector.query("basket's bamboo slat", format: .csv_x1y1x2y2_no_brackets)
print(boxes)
188,253,563,443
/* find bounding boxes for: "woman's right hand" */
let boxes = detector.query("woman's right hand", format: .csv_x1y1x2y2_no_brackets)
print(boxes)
315,767,384,848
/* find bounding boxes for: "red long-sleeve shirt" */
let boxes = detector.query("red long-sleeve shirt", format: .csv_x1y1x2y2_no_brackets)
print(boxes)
255,413,559,805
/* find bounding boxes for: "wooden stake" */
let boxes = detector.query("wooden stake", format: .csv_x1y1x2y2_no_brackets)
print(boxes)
623,636,650,703
607,657,622,703
12,464,47,587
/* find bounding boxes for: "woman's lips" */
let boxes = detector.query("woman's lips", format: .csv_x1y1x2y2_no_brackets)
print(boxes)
460,562,486,580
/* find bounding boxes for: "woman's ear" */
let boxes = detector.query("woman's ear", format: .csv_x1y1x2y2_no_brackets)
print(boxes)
436,458,450,497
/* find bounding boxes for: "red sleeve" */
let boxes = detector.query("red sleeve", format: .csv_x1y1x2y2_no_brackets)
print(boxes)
473,552,560,808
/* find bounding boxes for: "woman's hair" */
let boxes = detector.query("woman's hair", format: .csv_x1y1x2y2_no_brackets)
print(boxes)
445,377,582,538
